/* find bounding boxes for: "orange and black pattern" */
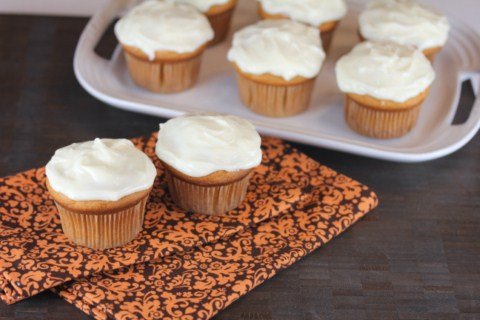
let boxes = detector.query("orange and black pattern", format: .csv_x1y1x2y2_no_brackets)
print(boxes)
57,168,378,320
0,134,377,305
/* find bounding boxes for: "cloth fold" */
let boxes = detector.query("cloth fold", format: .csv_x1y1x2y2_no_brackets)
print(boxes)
0,134,338,304
57,182,377,319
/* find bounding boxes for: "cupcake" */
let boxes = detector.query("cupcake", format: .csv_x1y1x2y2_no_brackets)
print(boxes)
165,0,238,45
227,20,325,117
45,139,157,249
156,114,262,216
257,0,347,52
358,0,450,63
335,41,435,139
114,1,214,93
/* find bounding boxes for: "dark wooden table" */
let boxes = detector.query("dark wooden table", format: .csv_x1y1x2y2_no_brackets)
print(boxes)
1,15,479,320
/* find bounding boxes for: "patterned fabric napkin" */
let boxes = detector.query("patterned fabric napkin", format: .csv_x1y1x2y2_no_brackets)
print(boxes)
0,134,352,304
56,173,378,319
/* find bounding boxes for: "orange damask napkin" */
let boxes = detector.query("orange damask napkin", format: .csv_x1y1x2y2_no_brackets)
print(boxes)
56,167,378,320
0,134,351,304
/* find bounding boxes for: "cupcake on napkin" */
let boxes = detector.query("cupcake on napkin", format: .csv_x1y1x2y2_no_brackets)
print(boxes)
114,1,214,93
156,114,262,216
46,139,157,249
335,41,435,139
358,0,450,63
165,0,238,45
227,20,325,117
257,0,347,52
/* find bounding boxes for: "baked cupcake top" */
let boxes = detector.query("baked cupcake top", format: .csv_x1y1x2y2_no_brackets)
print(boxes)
46,139,157,201
163,0,230,12
227,20,325,81
114,1,214,60
258,0,347,27
156,114,262,177
335,41,435,103
359,0,450,51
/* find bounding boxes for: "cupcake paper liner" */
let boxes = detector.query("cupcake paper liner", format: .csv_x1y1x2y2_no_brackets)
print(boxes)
123,47,204,93
319,21,339,53
345,93,426,139
55,195,148,250
165,170,253,216
206,1,237,46
236,70,316,117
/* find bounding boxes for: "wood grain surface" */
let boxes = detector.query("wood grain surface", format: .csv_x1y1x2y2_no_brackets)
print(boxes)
0,15,479,320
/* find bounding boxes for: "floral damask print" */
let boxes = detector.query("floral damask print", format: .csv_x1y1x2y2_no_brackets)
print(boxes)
0,134,374,305
57,176,377,320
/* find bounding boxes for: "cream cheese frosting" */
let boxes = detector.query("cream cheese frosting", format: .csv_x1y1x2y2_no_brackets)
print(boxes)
335,41,435,103
164,0,230,12
114,1,214,60
359,0,450,51
46,139,157,201
258,0,347,27
156,114,262,177
227,20,325,81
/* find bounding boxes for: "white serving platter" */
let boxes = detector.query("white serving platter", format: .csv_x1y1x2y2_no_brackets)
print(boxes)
74,0,480,162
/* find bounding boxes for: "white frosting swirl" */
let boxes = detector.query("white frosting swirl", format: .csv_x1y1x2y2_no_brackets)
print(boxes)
163,0,230,12
359,0,450,51
46,139,157,201
227,20,325,81
114,1,214,60
258,0,347,27
156,114,262,177
335,41,435,102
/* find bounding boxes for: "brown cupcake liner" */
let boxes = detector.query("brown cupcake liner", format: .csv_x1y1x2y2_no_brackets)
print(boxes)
122,45,205,93
235,69,316,117
319,21,339,53
46,178,151,250
55,196,148,250
206,0,237,46
344,92,428,139
163,164,253,216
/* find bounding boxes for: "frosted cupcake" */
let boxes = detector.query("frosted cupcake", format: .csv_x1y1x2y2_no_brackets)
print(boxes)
335,41,435,139
46,139,157,249
114,1,213,93
165,0,237,45
257,0,347,52
227,20,325,117
358,0,450,63
156,114,262,216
